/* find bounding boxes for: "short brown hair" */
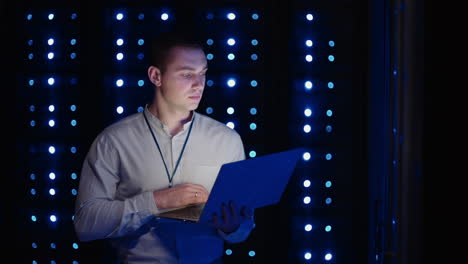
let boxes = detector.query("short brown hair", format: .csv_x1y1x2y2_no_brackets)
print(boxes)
149,30,204,73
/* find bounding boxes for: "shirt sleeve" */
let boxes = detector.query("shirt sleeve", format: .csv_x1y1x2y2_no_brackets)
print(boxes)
73,132,160,242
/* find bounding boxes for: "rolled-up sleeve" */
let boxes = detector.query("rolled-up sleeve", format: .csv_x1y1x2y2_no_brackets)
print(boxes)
73,133,159,242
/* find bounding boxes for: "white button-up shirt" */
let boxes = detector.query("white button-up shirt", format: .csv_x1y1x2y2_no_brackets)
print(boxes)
74,106,255,263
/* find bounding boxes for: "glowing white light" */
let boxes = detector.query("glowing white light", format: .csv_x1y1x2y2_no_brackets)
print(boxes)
303,180,311,188
49,172,56,180
49,215,57,222
48,146,56,154
48,14,54,20
116,13,124,20
48,78,55,85
303,124,311,133
305,54,313,62
227,13,236,20
227,107,234,114
116,38,124,46
303,196,311,204
303,152,311,161
116,79,124,87
304,108,312,117
226,122,235,129
305,224,312,232
227,53,235,60
304,252,312,260
227,38,236,46
116,106,124,114
116,53,124,60
48,120,55,127
48,105,55,112
304,81,313,90
48,38,54,45
325,253,333,261
227,79,236,87
47,52,54,59
49,188,56,195
306,40,313,47
161,13,169,20
306,13,314,21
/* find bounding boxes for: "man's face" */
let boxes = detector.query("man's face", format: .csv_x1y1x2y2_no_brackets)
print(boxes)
158,46,208,112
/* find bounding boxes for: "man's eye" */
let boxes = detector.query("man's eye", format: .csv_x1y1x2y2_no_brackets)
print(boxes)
183,73,192,78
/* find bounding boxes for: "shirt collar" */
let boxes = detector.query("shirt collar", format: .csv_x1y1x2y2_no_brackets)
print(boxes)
144,104,196,134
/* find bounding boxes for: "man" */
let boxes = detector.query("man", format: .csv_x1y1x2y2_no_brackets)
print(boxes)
73,31,255,263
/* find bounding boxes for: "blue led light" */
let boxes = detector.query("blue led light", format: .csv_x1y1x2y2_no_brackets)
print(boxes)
48,146,56,154
325,181,332,188
50,243,56,249
138,106,144,112
30,173,36,180
206,80,213,87
28,39,33,46
248,251,256,257
251,39,258,46
30,188,36,195
137,53,144,60
138,13,144,20
325,125,332,133
225,249,232,255
49,215,57,222
250,80,258,87
250,108,257,115
227,53,235,60
71,189,78,196
71,120,77,126
325,225,332,232
329,40,335,47
249,123,257,130
138,80,144,86
138,39,144,45
325,153,332,160
325,197,332,204
30,120,36,127
251,54,258,61
28,53,34,60
206,107,213,114
328,82,334,89
72,243,79,249
71,173,77,180
227,78,236,87
226,13,236,20
116,53,124,60
31,215,37,222
326,110,333,117
27,14,32,20
116,106,124,114
249,151,256,158
206,53,214,60
71,146,77,153
206,13,214,20
32,242,37,248
328,55,335,62
29,79,34,86
115,13,124,20
206,39,214,45
71,13,77,20
29,105,35,112
252,13,259,20
70,39,77,45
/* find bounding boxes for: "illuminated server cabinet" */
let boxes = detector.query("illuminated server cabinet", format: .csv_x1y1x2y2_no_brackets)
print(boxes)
10,1,371,263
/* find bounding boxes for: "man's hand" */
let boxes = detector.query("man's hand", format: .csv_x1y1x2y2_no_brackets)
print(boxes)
153,183,209,209
208,201,253,234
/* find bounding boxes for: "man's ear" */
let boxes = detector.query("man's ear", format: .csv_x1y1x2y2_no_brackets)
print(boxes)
148,66,162,87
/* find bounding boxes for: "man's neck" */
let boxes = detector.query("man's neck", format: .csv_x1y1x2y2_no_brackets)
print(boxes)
148,103,192,136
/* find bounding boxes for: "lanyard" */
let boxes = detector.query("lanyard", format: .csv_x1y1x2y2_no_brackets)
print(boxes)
143,110,195,187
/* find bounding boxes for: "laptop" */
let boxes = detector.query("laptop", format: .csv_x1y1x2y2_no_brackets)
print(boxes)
157,147,304,223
